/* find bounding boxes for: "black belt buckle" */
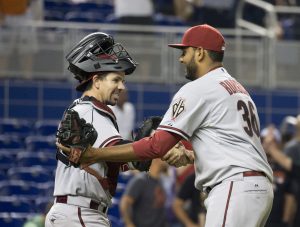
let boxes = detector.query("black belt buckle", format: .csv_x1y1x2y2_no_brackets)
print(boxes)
90,200,108,213
205,186,212,194
90,200,100,210
205,181,222,195
102,206,108,214
56,195,68,204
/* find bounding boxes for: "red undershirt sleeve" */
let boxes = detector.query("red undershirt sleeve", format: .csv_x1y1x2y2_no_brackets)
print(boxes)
132,130,182,160
180,140,193,150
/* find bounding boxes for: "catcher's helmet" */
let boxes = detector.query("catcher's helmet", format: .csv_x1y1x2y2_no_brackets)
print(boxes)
66,32,137,91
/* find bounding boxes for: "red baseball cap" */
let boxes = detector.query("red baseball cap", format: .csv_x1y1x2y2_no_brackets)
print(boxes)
168,24,225,52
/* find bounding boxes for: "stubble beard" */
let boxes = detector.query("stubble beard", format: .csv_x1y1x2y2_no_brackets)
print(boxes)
185,58,197,81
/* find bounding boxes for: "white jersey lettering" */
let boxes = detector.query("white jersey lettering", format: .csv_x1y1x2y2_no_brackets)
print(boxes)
220,79,249,96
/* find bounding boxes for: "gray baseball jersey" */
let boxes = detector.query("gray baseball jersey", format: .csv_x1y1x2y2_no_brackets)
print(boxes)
158,67,273,190
54,97,122,206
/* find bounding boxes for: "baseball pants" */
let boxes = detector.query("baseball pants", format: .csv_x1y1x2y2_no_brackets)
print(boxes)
204,173,273,227
45,203,111,227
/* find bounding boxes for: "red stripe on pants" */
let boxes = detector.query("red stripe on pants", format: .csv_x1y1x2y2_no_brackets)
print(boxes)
78,207,86,227
222,181,233,227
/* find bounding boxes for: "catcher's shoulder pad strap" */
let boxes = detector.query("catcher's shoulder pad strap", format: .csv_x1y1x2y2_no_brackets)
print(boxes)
56,148,83,168
82,96,119,131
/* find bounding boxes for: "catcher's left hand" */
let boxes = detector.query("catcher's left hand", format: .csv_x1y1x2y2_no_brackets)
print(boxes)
56,109,97,167
129,116,163,172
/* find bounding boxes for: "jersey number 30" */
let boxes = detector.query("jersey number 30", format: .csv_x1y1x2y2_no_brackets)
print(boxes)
237,100,259,137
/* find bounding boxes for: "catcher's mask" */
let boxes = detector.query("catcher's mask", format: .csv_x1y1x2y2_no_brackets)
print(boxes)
66,32,138,91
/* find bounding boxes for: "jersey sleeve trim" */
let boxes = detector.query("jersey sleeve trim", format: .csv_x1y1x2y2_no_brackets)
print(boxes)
157,125,190,140
100,135,123,148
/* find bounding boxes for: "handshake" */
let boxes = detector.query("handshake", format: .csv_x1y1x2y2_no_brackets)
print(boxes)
56,110,194,169
161,142,194,167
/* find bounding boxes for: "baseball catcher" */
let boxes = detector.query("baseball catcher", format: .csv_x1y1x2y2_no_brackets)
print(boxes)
47,31,140,227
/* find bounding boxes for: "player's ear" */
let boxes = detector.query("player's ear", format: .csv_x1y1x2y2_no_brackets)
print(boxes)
195,47,205,62
93,74,101,89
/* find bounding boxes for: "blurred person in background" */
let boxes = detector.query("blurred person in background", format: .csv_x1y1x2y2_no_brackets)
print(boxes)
110,89,136,140
183,0,238,27
160,161,183,227
0,0,42,79
281,115,300,227
118,116,187,227
261,125,294,227
114,0,154,25
173,171,206,227
276,115,300,227
264,115,300,177
152,0,184,17
152,0,177,16
118,115,168,227
160,141,196,227
120,158,169,227
282,116,300,159
280,115,297,146
263,117,300,227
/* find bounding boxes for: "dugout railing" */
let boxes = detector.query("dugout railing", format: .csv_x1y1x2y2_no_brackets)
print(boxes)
236,0,300,88
0,3,300,124
0,2,299,88
0,22,273,87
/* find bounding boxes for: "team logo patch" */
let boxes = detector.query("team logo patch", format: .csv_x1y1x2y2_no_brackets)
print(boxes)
172,98,185,119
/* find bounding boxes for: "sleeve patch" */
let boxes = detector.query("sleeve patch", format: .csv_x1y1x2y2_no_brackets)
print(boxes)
172,98,185,119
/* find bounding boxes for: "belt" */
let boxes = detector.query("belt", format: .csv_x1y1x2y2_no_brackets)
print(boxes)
243,171,266,177
56,195,108,214
205,171,266,194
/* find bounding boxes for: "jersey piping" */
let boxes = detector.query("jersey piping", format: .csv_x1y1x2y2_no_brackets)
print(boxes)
157,125,190,140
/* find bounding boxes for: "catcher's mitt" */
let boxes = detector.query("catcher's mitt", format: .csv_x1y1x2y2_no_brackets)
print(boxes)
130,116,162,172
56,109,97,167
